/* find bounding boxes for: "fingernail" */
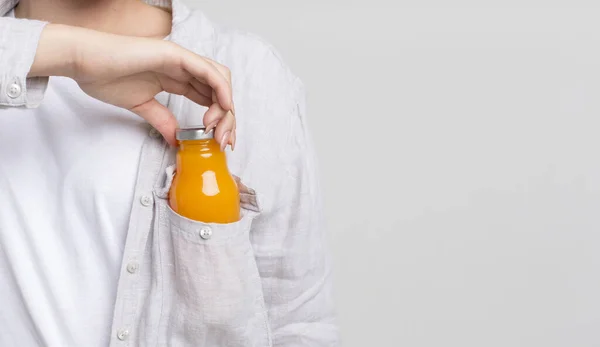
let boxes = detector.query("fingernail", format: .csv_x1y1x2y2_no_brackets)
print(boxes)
220,131,231,151
231,101,236,116
205,121,217,134
231,130,236,151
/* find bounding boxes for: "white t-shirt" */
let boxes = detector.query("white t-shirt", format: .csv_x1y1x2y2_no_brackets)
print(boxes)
0,74,165,344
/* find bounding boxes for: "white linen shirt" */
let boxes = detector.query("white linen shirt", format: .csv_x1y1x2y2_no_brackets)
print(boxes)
0,0,338,345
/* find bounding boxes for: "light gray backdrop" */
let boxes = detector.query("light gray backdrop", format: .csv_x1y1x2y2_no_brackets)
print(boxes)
184,1,600,346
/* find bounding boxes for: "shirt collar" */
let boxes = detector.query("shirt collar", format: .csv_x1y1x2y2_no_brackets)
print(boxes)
0,0,18,16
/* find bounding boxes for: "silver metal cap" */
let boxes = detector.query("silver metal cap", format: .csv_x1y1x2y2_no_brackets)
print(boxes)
176,127,214,141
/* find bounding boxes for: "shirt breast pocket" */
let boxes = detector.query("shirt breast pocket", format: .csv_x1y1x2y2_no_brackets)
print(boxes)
145,168,272,347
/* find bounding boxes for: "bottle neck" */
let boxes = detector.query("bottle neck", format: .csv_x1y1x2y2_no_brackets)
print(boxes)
177,139,227,171
179,138,219,151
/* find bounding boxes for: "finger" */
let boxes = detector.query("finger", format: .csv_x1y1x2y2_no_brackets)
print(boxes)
231,128,236,151
203,60,234,115
210,89,237,118
130,98,178,146
203,101,229,132
181,53,233,111
213,110,236,151
190,78,214,99
185,87,212,107
162,66,192,84
204,58,232,84
160,77,212,107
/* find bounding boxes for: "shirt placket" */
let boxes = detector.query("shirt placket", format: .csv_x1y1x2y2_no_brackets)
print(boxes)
108,126,168,346
107,3,195,343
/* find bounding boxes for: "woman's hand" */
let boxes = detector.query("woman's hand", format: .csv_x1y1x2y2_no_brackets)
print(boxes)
29,24,236,147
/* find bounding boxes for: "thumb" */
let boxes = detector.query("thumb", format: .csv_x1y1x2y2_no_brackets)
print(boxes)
130,98,178,146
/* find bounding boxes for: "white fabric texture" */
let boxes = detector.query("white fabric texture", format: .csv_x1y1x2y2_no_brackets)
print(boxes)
0,76,160,346
0,0,338,346
0,12,47,107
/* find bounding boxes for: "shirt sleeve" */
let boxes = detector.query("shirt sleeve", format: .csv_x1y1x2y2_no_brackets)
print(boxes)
0,17,49,108
251,77,339,346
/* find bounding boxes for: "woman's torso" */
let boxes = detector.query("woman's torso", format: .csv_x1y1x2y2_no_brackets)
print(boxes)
0,1,303,345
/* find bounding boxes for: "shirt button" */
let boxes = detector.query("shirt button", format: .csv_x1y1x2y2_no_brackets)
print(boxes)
116,329,129,341
199,227,212,240
140,195,153,207
7,83,22,99
149,127,161,138
126,262,139,274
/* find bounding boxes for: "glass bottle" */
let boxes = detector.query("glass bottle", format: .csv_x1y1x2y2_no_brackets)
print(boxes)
169,127,240,223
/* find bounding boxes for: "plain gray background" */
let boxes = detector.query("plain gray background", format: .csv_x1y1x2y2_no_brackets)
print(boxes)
184,1,600,346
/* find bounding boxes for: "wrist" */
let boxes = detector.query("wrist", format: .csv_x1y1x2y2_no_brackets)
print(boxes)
28,24,79,78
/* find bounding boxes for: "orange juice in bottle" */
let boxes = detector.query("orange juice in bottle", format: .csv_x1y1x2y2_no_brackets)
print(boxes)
169,127,240,223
